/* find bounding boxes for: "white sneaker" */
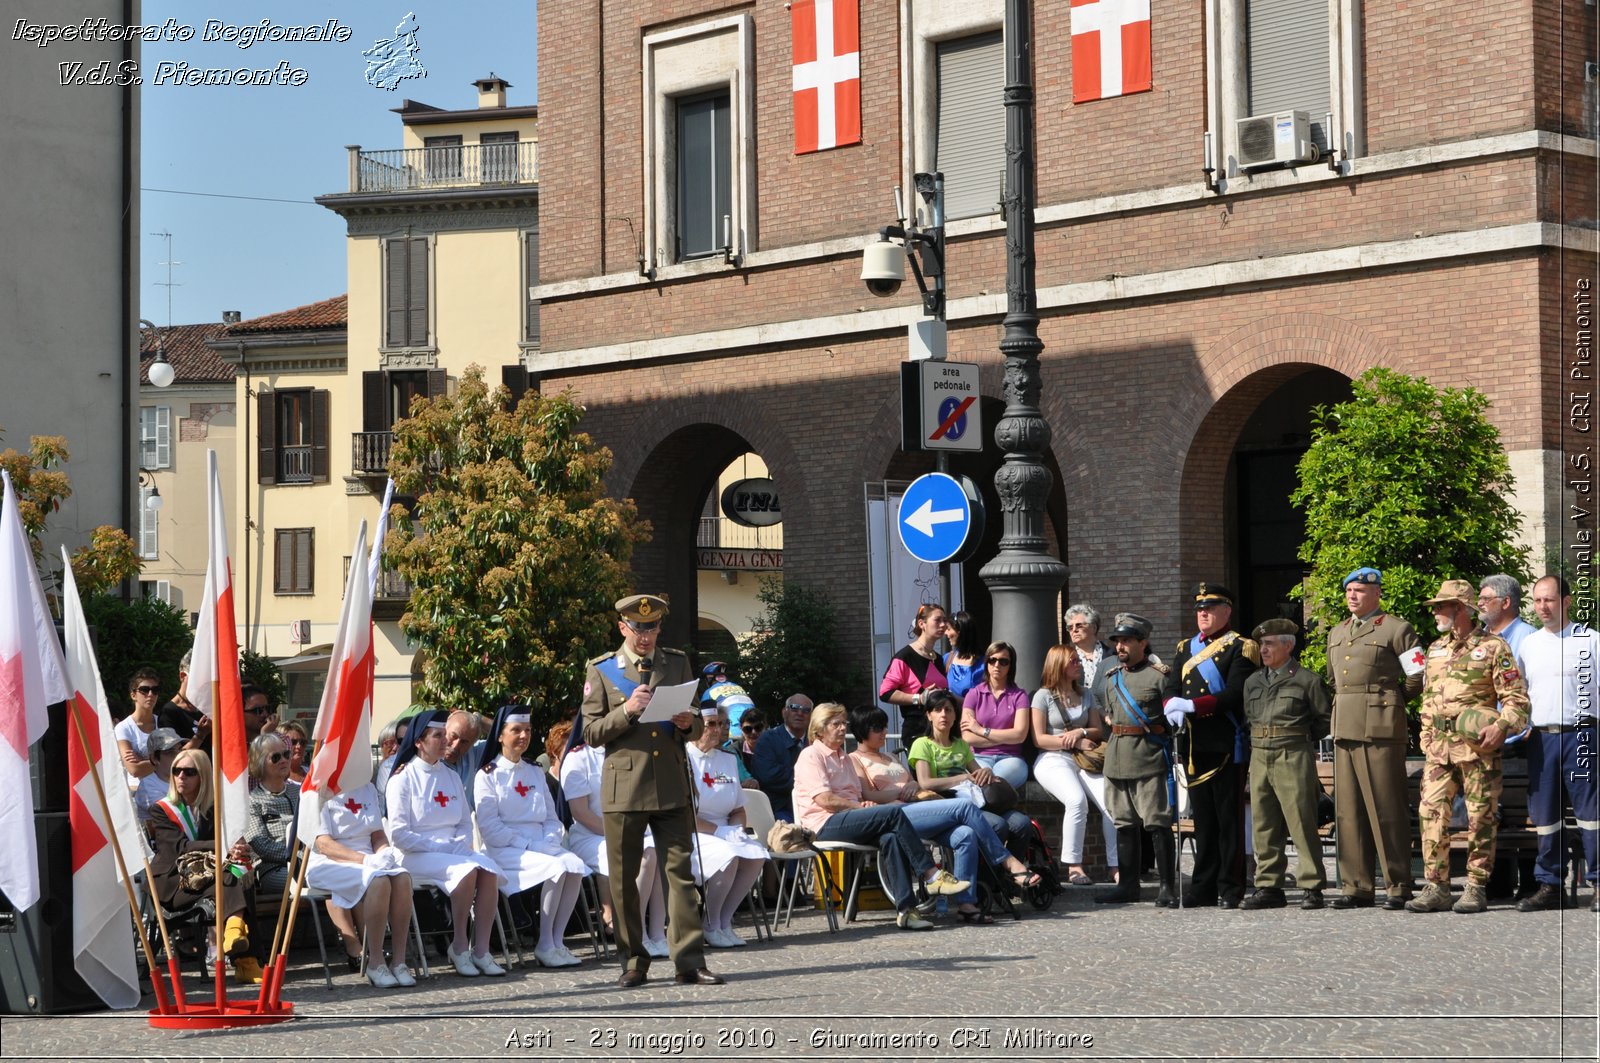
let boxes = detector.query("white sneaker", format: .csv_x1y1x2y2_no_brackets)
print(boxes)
390,964,417,987
534,945,580,968
447,945,480,977
365,963,399,989
643,936,670,958
471,950,506,977
897,909,935,931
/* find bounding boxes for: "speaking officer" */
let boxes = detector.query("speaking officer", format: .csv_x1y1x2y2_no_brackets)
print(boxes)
1162,583,1259,908
1326,567,1425,910
581,594,723,988
1239,620,1331,910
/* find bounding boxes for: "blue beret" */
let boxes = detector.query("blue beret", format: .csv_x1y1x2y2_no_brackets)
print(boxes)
1342,566,1382,588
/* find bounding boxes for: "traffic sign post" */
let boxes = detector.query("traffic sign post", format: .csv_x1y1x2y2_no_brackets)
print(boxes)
900,360,983,454
897,472,984,565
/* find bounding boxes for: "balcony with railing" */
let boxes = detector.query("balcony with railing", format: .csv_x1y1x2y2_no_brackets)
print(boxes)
279,445,313,485
352,432,393,476
346,141,537,193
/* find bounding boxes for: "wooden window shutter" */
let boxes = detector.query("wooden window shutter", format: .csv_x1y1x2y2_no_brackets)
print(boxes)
524,231,541,345
501,365,530,411
426,369,448,398
362,371,387,432
407,237,429,346
298,530,314,593
273,529,289,593
310,390,331,483
385,239,408,347
935,33,1005,221
257,389,277,484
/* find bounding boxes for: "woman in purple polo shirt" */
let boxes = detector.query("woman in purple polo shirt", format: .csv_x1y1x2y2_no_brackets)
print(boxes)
960,641,1031,791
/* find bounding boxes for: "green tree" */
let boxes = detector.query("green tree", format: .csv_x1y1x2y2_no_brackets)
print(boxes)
81,593,193,719
733,577,859,712
240,649,287,713
1291,368,1531,676
386,365,648,732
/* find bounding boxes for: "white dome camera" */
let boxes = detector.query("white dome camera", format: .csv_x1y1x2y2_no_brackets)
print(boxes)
860,238,906,297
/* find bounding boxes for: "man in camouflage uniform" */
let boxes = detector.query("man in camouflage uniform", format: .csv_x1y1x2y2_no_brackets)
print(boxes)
1240,619,1331,910
1406,580,1531,914
1093,613,1179,907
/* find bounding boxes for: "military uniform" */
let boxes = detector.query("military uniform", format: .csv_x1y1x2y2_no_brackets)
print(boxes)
580,594,707,980
1327,580,1424,906
1164,585,1259,907
1416,627,1530,888
1242,629,1331,895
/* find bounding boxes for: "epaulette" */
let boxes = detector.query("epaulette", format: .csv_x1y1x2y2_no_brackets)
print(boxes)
1150,660,1171,675
661,647,687,658
1238,637,1261,666
586,651,617,666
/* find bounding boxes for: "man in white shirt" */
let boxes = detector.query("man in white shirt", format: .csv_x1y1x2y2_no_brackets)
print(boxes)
1515,575,1599,912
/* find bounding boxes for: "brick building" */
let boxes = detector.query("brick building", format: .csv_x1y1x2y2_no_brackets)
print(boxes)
532,0,1598,686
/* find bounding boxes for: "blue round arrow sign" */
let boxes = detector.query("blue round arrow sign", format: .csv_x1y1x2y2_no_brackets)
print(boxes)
897,473,974,564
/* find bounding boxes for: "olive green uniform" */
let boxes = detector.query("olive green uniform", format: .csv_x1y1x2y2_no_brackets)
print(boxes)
1096,658,1174,829
1327,611,1423,900
1243,661,1331,889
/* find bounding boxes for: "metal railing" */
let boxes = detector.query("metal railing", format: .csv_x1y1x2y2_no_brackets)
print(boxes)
352,431,393,475
279,445,313,484
696,517,782,550
349,141,537,192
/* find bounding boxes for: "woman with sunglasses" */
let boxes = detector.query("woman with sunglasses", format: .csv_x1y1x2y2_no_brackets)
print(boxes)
278,720,310,785
116,669,163,789
244,732,301,900
879,602,951,746
1031,644,1116,886
475,705,589,969
386,710,507,977
147,749,263,985
725,708,765,787
687,698,768,947
960,642,1032,791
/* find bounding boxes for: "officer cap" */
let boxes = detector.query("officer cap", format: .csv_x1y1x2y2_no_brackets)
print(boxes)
615,593,669,625
1251,618,1299,641
1108,612,1153,640
1342,566,1382,588
1424,579,1477,611
1192,583,1233,608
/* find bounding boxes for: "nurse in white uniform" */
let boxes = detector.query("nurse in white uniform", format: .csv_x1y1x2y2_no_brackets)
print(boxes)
687,690,768,948
305,778,415,988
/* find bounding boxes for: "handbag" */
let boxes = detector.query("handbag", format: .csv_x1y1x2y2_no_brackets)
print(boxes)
979,778,1019,814
1070,743,1106,774
175,849,217,893
766,820,816,853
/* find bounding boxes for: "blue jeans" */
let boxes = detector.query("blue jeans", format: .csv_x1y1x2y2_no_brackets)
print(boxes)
815,804,935,910
974,753,1031,792
899,800,1013,905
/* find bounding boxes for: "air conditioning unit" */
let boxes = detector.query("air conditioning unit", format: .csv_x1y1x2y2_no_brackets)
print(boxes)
1235,110,1320,169
289,619,311,644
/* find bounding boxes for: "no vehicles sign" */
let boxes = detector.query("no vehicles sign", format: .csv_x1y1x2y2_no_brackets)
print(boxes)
899,360,982,453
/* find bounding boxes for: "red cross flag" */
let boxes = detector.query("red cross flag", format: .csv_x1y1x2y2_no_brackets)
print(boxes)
792,0,861,154
1071,0,1152,103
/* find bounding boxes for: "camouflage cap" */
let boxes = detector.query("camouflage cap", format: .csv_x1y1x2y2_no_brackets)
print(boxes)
1251,618,1299,641
616,593,669,624
1424,579,1477,611
1108,612,1153,640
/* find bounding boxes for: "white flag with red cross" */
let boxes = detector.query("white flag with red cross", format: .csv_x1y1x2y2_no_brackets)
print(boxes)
1071,0,1152,103
792,0,861,154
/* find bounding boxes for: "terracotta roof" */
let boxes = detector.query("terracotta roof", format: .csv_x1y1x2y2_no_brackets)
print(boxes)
224,294,348,335
139,322,234,385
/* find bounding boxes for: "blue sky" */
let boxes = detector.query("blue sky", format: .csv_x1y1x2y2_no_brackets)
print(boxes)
140,1,537,327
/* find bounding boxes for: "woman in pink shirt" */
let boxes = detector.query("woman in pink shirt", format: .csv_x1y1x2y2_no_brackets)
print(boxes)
792,703,969,930
879,603,950,747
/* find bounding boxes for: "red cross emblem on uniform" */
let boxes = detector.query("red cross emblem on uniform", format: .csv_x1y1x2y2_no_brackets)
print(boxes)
343,798,363,815
702,770,715,789
432,790,452,808
513,780,531,798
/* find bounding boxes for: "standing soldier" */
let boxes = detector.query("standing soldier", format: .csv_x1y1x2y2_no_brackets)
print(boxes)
1239,620,1331,910
1406,579,1531,914
1327,566,1425,910
1162,584,1259,909
581,594,723,987
1093,613,1179,907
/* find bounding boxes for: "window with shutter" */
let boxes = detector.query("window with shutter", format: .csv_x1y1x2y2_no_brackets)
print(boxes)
480,131,519,182
384,237,430,349
1245,0,1332,151
257,389,276,485
139,487,159,559
424,134,463,181
274,528,314,595
274,390,314,484
139,406,171,469
523,230,540,345
935,33,1005,221
675,91,732,261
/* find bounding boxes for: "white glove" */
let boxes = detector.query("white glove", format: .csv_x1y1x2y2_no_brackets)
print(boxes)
365,847,401,871
1163,704,1190,729
1166,697,1195,716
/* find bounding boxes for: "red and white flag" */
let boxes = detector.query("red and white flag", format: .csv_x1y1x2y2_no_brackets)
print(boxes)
366,479,394,600
298,522,376,848
186,451,249,847
792,0,861,154
60,547,148,1010
1071,0,1152,103
0,470,68,911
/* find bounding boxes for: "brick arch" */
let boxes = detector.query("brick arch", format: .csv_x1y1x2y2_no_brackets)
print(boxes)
607,396,814,652
1175,312,1389,597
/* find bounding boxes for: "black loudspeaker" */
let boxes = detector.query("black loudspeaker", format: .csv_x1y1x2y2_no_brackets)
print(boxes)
0,812,106,1014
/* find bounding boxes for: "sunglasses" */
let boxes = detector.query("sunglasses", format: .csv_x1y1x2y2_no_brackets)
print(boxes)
287,739,305,749
243,705,268,715
742,721,765,731
267,751,289,764
784,703,809,712
172,766,200,779
135,686,160,695
987,656,1012,666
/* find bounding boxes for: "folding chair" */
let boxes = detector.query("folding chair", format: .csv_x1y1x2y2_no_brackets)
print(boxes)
742,788,838,933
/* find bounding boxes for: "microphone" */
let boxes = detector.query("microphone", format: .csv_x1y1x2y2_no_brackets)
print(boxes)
638,656,653,688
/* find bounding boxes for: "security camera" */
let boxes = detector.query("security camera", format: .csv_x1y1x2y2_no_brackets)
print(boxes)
861,238,906,297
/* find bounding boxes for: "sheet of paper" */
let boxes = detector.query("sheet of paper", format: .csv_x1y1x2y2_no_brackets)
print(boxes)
637,678,699,723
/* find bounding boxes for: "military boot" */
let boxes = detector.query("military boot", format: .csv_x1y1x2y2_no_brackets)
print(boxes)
1151,829,1178,907
1096,829,1142,904
1404,882,1454,912
1452,883,1489,914
1516,883,1563,912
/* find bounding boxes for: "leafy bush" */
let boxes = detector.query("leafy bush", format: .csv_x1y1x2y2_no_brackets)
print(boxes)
733,578,859,711
240,649,287,713
80,593,192,719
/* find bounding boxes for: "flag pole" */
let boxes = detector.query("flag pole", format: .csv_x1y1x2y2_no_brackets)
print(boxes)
260,848,312,1010
211,727,227,1002
62,696,173,1013
264,836,302,965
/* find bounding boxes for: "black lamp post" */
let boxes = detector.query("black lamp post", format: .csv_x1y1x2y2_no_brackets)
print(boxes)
979,0,1066,690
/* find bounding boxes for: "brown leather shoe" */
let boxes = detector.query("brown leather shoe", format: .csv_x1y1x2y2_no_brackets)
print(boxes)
673,967,725,986
617,968,648,989
1327,893,1374,909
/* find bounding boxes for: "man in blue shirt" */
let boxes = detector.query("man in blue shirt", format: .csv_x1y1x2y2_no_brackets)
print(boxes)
1477,574,1535,664
750,693,812,819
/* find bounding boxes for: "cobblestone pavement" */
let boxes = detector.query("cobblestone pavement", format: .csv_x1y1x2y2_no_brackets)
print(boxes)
4,875,1596,1063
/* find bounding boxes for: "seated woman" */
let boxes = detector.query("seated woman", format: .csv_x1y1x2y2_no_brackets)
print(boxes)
385,710,507,978
475,705,590,969
849,705,1040,924
911,691,1034,845
1031,644,1116,886
960,642,1032,791
146,748,263,985
244,732,300,899
687,699,769,948
558,726,669,956
792,702,971,931
304,775,415,989
278,720,310,785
